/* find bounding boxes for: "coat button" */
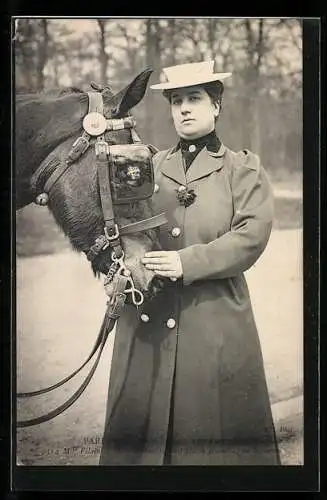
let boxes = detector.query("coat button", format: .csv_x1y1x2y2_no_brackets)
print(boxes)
154,183,159,193
140,314,150,323
171,227,181,237
178,185,186,193
166,318,176,329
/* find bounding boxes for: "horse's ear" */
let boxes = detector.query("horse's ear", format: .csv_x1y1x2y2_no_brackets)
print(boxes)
104,67,153,116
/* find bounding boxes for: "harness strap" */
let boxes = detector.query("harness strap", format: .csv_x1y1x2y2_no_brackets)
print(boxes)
66,132,91,165
97,141,114,228
120,212,167,235
17,313,116,428
88,91,104,113
86,212,167,263
96,138,123,258
30,156,62,199
16,272,130,427
17,324,106,397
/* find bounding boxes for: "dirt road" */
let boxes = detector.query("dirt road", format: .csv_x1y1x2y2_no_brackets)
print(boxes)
16,229,303,466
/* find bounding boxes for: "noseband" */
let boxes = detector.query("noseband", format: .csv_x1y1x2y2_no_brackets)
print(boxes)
17,88,167,428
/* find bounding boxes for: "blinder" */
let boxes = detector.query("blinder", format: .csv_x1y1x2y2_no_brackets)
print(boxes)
107,143,154,204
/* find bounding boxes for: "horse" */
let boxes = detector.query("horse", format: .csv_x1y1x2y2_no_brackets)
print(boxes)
16,68,166,301
15,68,168,427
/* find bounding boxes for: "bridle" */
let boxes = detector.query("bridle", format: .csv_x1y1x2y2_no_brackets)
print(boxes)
17,87,167,428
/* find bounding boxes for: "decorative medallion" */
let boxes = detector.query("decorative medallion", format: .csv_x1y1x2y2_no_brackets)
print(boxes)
82,112,107,136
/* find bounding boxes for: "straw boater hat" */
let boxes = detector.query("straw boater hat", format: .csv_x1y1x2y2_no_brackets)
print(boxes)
150,60,232,90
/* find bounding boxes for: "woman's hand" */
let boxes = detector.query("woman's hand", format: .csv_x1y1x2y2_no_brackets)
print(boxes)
142,251,183,280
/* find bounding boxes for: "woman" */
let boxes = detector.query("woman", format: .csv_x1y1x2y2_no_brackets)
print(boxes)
99,61,281,466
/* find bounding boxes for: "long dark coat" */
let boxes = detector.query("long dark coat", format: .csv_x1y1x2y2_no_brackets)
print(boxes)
99,143,281,466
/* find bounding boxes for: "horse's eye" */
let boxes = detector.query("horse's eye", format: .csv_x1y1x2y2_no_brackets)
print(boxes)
111,107,118,116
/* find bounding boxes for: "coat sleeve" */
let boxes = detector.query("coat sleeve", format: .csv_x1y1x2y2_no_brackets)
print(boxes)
178,150,275,285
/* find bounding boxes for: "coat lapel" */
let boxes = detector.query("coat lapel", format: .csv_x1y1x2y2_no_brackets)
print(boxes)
186,143,226,183
159,143,226,185
160,148,186,185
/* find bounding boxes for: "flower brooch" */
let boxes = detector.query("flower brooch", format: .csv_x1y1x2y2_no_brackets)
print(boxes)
176,185,197,208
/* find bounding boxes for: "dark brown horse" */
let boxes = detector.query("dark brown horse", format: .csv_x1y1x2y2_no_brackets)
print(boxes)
16,68,166,300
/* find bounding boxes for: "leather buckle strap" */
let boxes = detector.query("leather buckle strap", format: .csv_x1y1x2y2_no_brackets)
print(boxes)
66,132,90,164
119,212,168,235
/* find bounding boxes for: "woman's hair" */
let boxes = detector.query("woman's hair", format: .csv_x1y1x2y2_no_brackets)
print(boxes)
202,81,224,107
163,80,224,108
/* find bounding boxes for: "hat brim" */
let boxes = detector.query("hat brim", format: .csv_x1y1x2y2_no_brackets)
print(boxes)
150,73,232,90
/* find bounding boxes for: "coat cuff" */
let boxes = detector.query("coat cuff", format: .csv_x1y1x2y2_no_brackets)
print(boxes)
178,247,197,286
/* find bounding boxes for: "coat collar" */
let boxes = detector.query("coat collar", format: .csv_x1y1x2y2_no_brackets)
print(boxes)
161,143,226,184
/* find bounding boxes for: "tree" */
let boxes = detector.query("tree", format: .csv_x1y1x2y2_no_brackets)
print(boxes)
36,20,49,91
144,19,162,144
97,20,109,86
14,19,51,92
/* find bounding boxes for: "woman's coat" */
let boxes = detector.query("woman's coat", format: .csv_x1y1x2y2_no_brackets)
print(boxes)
99,143,280,466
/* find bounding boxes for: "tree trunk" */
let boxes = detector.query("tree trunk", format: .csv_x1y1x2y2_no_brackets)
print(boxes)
53,52,59,88
145,20,162,145
241,19,266,155
36,19,49,91
166,19,177,65
97,20,109,86
16,19,35,91
207,19,217,60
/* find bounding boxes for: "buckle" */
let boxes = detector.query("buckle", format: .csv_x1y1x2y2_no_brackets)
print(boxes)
72,135,89,152
104,224,120,241
95,234,109,251
95,140,109,157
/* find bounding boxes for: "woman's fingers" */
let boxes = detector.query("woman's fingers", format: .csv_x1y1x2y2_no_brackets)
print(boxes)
142,251,183,279
154,270,178,277
142,257,170,265
144,263,174,270
144,251,169,258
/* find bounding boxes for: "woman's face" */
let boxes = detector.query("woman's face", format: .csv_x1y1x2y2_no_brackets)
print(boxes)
170,85,219,140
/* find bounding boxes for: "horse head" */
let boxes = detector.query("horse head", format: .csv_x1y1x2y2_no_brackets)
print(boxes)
16,68,167,302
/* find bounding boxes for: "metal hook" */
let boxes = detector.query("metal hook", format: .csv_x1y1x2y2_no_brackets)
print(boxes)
124,277,144,306
110,249,144,306
111,249,125,262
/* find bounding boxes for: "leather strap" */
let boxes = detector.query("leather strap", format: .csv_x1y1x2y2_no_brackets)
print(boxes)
97,142,115,230
96,138,123,258
17,273,129,427
86,212,168,263
17,322,106,397
17,313,116,428
43,157,73,195
88,91,104,114
119,212,167,235
30,156,62,198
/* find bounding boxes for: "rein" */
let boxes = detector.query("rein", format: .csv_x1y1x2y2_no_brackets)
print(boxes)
17,88,167,428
